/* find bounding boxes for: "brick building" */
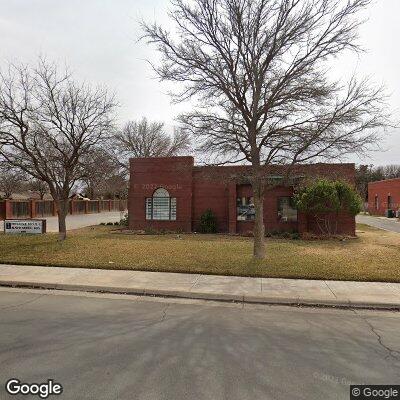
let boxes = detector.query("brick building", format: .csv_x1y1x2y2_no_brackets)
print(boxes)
128,156,356,235
368,178,400,216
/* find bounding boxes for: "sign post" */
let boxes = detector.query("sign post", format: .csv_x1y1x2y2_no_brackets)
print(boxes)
4,219,47,235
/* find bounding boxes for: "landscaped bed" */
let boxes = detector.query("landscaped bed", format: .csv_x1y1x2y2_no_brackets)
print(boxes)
0,223,399,282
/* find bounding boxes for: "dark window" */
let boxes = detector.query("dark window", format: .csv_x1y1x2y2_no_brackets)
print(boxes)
388,195,393,209
375,195,379,210
146,188,176,221
237,197,255,221
12,201,29,218
278,197,297,222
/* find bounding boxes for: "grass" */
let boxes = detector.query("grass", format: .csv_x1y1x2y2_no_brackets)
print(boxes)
0,223,399,282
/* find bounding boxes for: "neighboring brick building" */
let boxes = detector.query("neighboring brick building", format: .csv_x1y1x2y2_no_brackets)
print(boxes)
128,156,356,235
368,178,400,216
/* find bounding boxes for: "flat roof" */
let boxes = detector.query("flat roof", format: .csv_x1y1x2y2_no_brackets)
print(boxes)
369,177,400,185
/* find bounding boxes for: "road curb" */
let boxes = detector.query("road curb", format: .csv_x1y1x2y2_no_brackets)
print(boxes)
1,280,399,311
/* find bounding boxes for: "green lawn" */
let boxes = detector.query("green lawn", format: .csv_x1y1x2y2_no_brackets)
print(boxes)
0,223,399,282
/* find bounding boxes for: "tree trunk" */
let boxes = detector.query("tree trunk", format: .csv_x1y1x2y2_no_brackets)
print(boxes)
57,198,68,241
252,179,265,259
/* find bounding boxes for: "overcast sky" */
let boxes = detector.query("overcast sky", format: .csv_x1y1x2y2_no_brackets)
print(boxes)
0,0,399,165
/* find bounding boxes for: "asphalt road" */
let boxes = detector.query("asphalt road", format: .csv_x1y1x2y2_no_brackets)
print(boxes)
0,288,399,400
357,214,400,233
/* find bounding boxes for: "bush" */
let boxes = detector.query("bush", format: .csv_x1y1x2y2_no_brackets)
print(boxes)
106,222,114,226
295,179,362,235
291,232,300,240
199,209,217,233
119,213,128,227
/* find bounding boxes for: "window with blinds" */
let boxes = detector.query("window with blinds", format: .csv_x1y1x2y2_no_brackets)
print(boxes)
146,188,177,221
277,197,297,222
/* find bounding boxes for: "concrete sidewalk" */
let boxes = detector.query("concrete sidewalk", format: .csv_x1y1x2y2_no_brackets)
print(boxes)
0,264,400,309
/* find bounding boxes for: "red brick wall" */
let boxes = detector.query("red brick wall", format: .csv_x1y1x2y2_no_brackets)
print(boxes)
129,157,194,232
304,211,355,235
192,173,230,232
128,157,356,235
368,178,400,216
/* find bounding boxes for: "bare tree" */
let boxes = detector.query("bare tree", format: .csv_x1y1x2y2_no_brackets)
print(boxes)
143,0,390,259
101,173,129,199
0,59,117,239
112,117,191,172
376,164,400,180
80,148,127,199
27,178,48,200
0,166,25,198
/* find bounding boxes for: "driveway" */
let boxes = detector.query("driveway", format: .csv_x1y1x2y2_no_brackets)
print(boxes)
0,288,399,400
0,211,123,233
357,214,400,233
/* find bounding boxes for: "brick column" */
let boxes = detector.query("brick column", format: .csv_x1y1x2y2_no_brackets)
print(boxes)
5,199,12,219
70,201,75,215
0,201,5,220
228,183,237,234
84,201,89,214
30,199,36,218
297,212,308,234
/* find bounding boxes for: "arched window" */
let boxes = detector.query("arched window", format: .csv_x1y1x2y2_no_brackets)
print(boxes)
153,188,169,198
146,188,177,221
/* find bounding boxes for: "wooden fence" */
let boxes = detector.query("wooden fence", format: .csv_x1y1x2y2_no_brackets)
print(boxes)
0,199,127,220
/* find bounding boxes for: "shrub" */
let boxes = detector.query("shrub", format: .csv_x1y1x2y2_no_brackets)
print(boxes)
106,222,114,226
291,232,300,240
119,213,128,227
199,209,217,233
295,179,362,235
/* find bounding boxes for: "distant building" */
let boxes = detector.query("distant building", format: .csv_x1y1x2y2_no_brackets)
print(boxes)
128,156,356,235
368,178,400,216
0,191,52,200
69,193,91,201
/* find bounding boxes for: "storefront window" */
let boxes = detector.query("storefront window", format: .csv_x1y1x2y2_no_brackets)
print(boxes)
146,188,177,221
277,197,297,222
237,197,255,221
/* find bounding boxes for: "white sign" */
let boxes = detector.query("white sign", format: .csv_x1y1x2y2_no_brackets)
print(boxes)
4,219,46,234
